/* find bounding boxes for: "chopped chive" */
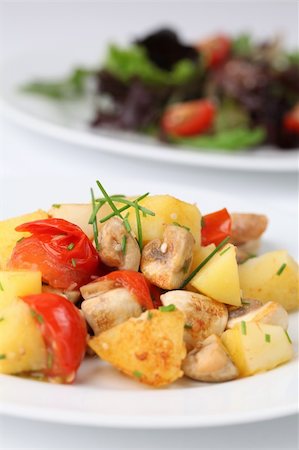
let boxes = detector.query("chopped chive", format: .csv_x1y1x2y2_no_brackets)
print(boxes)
276,263,287,276
219,246,230,256
184,323,193,329
147,311,153,320
47,353,53,369
90,188,100,251
285,330,292,343
71,258,77,267
159,304,176,312
31,310,44,324
67,242,75,251
52,204,61,209
172,222,190,231
201,217,205,228
17,237,25,243
180,236,230,288
0,354,6,360
265,334,271,343
133,370,142,378
134,200,142,250
241,320,247,335
0,281,3,292
121,235,127,254
109,197,154,217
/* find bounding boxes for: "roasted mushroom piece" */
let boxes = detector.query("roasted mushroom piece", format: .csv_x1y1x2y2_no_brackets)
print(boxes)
227,300,288,330
42,285,81,304
183,334,239,382
98,216,141,271
161,290,228,350
140,224,194,290
80,278,143,335
231,213,268,263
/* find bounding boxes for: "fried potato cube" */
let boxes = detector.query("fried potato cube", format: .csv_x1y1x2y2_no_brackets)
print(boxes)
222,322,293,377
0,270,42,308
238,250,299,311
0,298,47,374
89,309,186,387
190,244,241,306
0,210,48,269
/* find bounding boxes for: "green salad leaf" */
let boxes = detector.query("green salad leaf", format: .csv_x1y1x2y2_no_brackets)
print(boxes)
232,34,254,58
172,127,266,152
287,51,299,66
214,100,249,132
21,67,95,100
104,44,198,86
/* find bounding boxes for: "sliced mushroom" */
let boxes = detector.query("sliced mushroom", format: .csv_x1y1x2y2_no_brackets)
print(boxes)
161,290,228,350
231,213,268,246
98,217,140,271
42,285,81,303
81,287,143,335
183,334,239,382
227,298,263,318
227,300,289,330
140,224,194,290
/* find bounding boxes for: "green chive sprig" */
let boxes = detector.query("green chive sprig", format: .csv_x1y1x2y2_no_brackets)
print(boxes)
90,187,100,251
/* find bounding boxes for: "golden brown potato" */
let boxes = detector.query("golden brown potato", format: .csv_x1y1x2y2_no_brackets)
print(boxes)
89,309,186,387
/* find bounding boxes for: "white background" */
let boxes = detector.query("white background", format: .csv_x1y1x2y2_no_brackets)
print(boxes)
0,1,298,449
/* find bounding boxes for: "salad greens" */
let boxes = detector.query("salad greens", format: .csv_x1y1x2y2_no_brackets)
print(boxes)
104,45,198,86
172,127,266,152
21,28,299,151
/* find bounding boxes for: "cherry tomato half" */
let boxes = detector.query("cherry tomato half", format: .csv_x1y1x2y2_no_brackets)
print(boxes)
22,293,87,383
95,270,156,310
284,104,299,135
197,34,231,68
201,208,232,246
161,99,216,137
9,218,101,290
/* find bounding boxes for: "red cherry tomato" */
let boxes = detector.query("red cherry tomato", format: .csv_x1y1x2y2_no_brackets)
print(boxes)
284,104,299,134
22,293,87,383
201,208,232,246
9,218,100,290
161,100,216,137
96,270,156,310
197,34,231,68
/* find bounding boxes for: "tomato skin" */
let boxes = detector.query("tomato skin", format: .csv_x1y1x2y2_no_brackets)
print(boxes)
22,293,87,383
284,105,299,134
96,271,155,310
198,34,231,68
201,208,232,246
162,100,216,137
9,219,101,290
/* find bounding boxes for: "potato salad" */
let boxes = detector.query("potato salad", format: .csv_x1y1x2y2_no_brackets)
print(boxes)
0,181,297,387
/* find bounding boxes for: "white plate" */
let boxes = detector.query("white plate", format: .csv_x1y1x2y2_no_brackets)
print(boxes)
0,174,298,428
0,52,298,173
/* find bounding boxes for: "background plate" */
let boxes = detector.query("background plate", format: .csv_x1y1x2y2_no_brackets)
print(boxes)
0,52,298,173
0,174,298,428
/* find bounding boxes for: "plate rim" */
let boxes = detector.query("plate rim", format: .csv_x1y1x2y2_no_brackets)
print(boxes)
0,176,298,429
